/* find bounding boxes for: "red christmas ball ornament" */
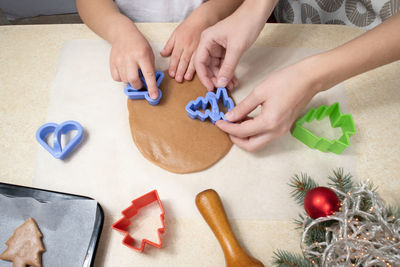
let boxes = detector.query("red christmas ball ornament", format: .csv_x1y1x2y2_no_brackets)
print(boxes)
304,187,340,219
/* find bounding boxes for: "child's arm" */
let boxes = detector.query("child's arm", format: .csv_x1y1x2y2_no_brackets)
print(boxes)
160,0,244,84
76,0,159,99
216,12,400,152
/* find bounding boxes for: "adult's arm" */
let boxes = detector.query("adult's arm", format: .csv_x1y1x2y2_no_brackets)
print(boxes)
217,13,400,151
311,12,400,92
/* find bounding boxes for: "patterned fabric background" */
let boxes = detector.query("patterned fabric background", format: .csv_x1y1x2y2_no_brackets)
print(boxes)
274,0,400,30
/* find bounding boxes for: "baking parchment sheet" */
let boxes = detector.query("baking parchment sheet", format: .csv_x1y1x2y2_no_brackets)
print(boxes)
34,40,356,220
0,194,97,267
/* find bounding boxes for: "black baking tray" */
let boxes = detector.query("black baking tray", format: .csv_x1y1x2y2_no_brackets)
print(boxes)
0,182,104,267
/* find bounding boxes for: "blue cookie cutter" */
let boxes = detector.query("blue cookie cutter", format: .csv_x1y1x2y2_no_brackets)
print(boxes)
36,120,83,160
124,70,165,105
185,87,234,124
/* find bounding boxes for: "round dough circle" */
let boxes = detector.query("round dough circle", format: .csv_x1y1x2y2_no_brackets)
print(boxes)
128,71,233,174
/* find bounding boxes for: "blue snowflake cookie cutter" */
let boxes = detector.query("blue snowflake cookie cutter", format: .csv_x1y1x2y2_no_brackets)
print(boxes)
36,120,83,160
124,70,165,105
185,87,234,124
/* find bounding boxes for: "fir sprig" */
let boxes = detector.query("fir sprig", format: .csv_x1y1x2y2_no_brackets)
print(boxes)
303,220,335,245
272,250,313,267
356,181,378,212
387,205,400,219
327,168,353,195
289,173,318,205
357,180,378,192
293,214,329,244
293,213,307,229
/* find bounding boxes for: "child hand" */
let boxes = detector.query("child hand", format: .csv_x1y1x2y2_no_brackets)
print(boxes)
160,16,208,83
110,30,159,99
216,58,322,152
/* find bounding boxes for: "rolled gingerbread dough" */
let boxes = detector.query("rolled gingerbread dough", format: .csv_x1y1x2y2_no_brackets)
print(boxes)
128,71,233,174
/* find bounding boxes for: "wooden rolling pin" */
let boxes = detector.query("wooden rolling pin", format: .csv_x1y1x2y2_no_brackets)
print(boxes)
196,189,264,267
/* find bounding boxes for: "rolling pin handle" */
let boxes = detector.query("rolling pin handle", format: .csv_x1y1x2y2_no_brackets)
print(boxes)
196,189,264,267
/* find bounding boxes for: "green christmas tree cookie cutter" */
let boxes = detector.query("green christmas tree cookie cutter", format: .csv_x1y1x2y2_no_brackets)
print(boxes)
292,102,356,154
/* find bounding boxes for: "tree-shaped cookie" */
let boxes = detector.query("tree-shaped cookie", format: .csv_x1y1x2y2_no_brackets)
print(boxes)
0,217,45,267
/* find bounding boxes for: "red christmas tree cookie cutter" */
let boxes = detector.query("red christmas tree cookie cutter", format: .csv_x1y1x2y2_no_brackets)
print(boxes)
112,190,165,252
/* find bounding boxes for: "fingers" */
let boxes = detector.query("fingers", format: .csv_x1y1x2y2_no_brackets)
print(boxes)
168,45,182,78
175,50,191,82
140,60,158,99
184,54,196,81
195,39,216,91
160,32,195,82
110,64,121,82
232,76,239,88
114,64,142,89
230,133,273,152
210,57,222,89
160,33,181,79
208,58,238,90
161,34,175,57
225,90,261,122
217,44,243,88
226,80,235,90
216,115,265,138
124,61,142,89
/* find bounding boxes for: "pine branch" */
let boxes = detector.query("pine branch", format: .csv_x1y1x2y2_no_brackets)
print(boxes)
272,250,313,267
328,168,353,195
293,213,306,229
303,220,336,246
387,205,400,219
356,181,378,212
356,180,378,192
289,173,318,205
304,224,331,245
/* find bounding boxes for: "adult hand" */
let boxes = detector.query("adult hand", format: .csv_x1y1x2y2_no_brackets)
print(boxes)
195,0,276,91
110,31,159,99
216,58,322,152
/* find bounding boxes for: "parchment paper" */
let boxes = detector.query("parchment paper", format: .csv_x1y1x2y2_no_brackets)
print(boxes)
34,40,356,220
0,194,97,267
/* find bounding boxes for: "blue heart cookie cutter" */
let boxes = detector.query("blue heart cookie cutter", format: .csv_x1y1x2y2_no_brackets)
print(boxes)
36,120,83,160
124,70,164,105
185,87,234,124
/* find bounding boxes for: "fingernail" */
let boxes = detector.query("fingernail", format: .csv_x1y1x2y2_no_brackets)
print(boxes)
225,111,233,120
176,75,182,82
170,71,175,77
217,77,228,87
150,92,157,99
